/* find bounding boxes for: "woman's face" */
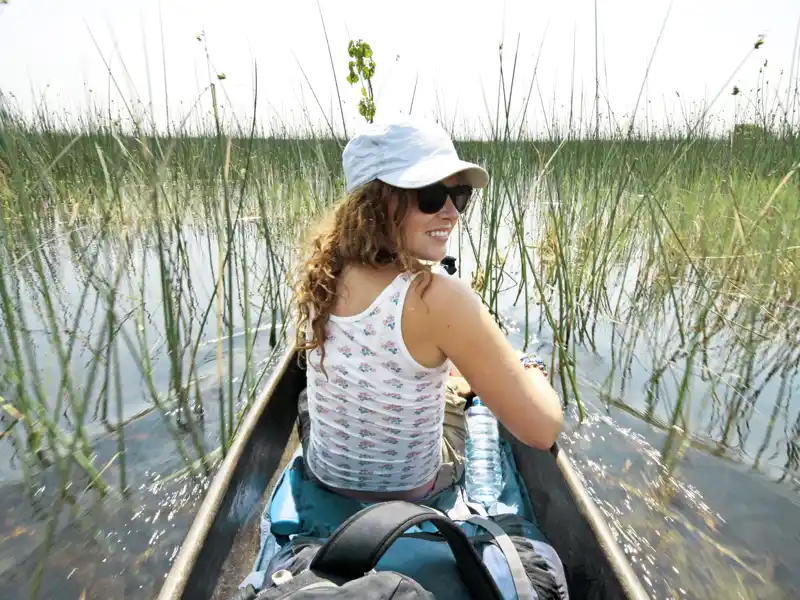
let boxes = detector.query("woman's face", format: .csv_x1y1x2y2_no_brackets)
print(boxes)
396,175,462,262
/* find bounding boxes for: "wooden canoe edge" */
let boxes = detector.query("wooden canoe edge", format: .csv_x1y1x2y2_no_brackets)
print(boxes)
552,444,652,600
156,343,298,600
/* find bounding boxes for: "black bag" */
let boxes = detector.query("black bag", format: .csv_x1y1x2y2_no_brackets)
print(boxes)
236,501,504,600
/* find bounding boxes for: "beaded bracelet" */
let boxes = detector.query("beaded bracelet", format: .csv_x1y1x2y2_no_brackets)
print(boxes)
520,355,549,378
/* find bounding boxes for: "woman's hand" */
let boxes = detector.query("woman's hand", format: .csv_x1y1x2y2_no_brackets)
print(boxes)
448,374,473,398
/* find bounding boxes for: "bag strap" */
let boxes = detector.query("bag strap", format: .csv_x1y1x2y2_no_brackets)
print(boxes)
467,516,534,600
309,501,503,600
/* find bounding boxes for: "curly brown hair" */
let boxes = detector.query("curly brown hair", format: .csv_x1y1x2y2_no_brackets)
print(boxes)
293,180,432,373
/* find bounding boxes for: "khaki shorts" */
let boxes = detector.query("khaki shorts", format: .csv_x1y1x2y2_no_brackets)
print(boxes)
297,379,467,501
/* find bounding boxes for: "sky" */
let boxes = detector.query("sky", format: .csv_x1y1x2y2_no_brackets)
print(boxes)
1,0,799,137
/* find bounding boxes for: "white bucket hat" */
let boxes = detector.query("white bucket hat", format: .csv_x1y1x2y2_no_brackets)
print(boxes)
342,115,489,194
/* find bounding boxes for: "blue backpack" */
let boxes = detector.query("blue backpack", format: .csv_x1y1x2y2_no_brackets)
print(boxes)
236,501,569,600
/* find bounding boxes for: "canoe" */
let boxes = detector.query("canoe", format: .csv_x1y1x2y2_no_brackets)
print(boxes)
157,344,651,600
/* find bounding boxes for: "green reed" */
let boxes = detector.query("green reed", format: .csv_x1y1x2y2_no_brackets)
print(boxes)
1,30,799,597
1,77,311,596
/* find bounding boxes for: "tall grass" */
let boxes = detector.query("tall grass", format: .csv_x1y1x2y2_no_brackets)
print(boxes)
0,82,308,596
0,32,799,598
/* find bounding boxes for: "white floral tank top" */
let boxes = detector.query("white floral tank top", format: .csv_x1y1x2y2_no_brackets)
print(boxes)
305,271,452,492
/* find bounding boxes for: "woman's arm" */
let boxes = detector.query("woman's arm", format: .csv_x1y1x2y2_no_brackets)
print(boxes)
424,274,563,450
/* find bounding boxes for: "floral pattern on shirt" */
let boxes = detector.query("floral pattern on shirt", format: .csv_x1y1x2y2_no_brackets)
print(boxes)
305,272,449,491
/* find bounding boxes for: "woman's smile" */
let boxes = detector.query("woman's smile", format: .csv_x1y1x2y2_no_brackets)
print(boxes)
426,228,451,239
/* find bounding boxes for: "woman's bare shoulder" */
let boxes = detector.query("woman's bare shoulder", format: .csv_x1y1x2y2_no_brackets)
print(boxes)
409,271,481,316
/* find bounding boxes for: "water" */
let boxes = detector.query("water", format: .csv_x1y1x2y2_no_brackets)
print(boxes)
557,403,800,599
465,398,504,506
0,430,208,599
453,218,799,599
0,222,290,599
0,222,798,600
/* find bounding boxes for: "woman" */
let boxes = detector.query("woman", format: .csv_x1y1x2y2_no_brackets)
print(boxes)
294,116,562,503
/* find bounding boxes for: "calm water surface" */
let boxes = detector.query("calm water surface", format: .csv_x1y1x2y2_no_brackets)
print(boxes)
0,226,797,599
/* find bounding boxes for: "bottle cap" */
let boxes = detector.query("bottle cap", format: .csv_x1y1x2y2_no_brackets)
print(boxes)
472,397,484,407
272,570,294,586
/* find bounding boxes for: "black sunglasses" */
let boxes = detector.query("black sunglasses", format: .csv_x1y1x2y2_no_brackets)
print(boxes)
416,183,474,214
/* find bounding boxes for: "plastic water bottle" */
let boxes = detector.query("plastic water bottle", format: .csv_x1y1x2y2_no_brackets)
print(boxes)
464,397,503,506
